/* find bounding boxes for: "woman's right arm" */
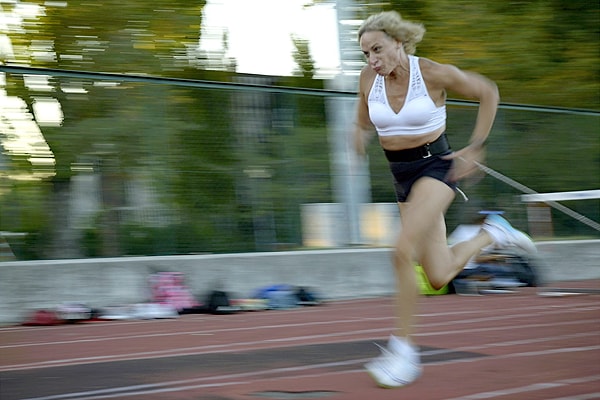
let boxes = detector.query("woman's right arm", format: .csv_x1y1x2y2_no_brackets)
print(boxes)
353,68,375,155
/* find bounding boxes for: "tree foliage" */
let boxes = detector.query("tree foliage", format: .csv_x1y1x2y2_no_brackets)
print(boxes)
292,35,316,78
379,0,599,109
0,0,598,260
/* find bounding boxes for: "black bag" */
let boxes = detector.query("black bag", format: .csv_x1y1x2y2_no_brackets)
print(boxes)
295,287,321,306
206,290,239,314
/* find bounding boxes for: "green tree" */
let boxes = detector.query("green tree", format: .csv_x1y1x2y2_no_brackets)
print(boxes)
292,35,316,78
2,0,207,257
382,0,599,109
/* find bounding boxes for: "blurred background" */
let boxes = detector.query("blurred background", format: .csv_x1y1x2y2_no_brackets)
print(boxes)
0,0,598,261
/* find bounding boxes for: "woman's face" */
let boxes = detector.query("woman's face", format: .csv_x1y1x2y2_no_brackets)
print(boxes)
359,30,401,76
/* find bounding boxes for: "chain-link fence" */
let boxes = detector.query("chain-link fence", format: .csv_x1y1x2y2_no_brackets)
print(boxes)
1,66,598,260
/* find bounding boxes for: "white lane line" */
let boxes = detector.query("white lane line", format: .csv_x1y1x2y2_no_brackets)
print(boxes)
415,318,599,338
417,299,600,318
446,374,600,400
546,393,600,400
21,380,254,400
2,301,597,349
0,327,387,372
0,320,598,372
0,316,395,349
20,359,368,400
427,345,600,369
422,331,599,355
418,305,600,330
18,348,600,400
1,318,598,372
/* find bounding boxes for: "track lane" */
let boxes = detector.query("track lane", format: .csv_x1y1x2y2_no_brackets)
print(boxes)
0,283,598,399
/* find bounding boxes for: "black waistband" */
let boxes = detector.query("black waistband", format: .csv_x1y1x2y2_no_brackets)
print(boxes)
383,134,451,162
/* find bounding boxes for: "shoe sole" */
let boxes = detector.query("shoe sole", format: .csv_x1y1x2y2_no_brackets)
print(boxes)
365,366,421,389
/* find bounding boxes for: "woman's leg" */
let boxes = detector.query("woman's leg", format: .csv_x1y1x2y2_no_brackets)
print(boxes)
367,175,532,388
393,177,493,339
366,176,496,388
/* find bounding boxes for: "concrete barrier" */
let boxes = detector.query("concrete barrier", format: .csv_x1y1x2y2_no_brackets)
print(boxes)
0,240,598,325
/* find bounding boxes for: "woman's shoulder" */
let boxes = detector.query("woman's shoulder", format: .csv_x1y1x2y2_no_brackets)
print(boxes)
417,56,445,72
358,65,377,93
418,57,462,82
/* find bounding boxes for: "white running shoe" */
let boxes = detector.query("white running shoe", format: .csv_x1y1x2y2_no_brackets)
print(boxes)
483,214,537,253
365,336,422,388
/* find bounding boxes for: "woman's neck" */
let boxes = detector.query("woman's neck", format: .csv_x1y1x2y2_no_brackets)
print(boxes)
387,55,410,80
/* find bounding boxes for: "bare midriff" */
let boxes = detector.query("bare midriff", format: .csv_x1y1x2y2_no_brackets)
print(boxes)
378,125,446,151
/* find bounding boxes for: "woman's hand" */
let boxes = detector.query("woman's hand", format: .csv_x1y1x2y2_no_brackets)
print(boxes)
442,144,486,183
353,126,367,156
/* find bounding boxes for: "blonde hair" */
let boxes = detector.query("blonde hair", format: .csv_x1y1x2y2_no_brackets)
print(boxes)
358,11,425,55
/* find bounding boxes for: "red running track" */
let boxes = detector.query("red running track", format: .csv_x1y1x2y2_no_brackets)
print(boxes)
1,281,599,400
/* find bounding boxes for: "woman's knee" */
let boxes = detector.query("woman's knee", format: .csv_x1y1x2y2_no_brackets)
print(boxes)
427,275,448,291
422,269,450,290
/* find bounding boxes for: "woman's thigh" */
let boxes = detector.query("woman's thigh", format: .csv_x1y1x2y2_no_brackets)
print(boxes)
397,177,455,261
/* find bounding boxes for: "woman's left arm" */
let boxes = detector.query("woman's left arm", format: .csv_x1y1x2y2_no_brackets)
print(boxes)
426,61,500,181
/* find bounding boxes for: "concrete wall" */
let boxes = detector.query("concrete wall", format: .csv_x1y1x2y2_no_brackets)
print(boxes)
0,240,598,325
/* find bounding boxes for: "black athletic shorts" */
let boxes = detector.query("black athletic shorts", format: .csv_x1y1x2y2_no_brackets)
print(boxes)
389,150,457,202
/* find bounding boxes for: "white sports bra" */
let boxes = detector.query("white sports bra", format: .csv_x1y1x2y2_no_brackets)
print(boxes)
368,55,446,136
